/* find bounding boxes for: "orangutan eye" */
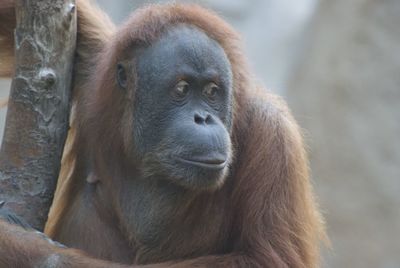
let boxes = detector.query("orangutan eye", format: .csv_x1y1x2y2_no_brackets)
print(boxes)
173,80,189,98
117,63,127,89
203,82,219,99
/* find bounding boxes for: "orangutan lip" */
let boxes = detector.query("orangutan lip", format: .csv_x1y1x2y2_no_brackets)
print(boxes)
177,157,227,170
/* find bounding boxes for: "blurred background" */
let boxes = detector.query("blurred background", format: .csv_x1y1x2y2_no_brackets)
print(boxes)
0,0,399,267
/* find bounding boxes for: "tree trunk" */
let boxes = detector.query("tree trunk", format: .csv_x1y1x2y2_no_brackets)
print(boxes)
0,0,76,231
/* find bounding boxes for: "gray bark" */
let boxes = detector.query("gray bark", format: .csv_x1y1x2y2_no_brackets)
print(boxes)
0,0,76,231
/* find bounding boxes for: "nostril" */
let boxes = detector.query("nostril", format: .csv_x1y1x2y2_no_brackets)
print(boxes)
205,114,212,124
194,113,205,125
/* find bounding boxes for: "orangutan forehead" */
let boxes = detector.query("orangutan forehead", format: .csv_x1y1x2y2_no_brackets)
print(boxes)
135,24,231,75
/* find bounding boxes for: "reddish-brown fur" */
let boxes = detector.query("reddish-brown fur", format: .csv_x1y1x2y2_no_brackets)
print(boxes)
0,1,326,267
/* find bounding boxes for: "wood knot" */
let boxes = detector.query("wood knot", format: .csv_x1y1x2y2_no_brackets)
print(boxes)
39,69,57,88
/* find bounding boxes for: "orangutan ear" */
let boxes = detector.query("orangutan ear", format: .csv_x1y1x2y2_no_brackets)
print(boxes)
116,63,127,89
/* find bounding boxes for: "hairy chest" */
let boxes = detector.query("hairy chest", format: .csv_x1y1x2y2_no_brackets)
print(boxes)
118,179,233,264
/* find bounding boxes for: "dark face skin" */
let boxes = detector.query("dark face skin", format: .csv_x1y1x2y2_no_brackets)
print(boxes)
122,25,233,190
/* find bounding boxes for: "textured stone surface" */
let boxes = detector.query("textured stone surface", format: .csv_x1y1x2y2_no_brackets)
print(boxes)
287,0,400,267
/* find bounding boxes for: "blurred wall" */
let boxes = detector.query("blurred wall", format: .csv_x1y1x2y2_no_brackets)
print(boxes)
0,80,10,141
287,0,400,267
